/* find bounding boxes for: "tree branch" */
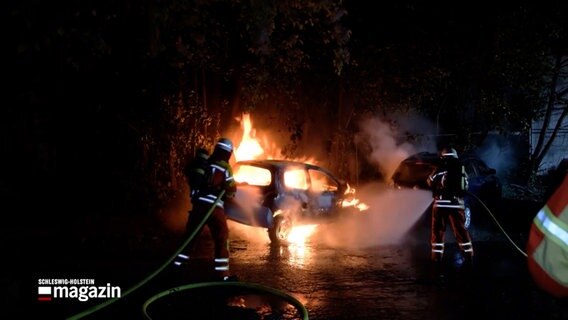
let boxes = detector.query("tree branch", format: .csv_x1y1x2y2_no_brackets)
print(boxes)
536,103,568,167
532,54,562,167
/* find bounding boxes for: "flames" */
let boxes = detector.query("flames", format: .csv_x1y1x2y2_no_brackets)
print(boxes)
341,184,370,211
286,224,318,244
231,112,367,244
234,113,265,161
233,113,317,165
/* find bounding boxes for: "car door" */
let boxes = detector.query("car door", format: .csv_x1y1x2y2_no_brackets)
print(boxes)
226,163,274,228
308,168,341,215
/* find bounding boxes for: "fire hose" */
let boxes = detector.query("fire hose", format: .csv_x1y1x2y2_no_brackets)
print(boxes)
466,191,527,258
66,190,309,320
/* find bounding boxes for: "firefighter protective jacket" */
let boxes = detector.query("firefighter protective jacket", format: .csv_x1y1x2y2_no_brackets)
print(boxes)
428,157,468,201
197,160,237,209
527,174,568,297
185,151,209,199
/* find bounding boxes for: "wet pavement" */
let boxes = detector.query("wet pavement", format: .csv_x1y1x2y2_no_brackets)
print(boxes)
10,188,568,319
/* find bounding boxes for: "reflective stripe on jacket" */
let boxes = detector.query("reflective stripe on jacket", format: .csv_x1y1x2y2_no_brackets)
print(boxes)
197,160,237,208
527,174,568,297
433,198,465,209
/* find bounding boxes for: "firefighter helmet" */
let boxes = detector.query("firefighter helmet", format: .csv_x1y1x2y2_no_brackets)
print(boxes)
441,147,458,159
215,138,234,153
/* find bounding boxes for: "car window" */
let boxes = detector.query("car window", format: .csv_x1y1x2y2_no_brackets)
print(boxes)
283,168,309,190
233,164,272,186
309,169,339,192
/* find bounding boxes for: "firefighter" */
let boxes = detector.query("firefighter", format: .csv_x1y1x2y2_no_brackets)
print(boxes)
180,138,238,281
428,147,473,275
526,173,568,297
173,147,210,267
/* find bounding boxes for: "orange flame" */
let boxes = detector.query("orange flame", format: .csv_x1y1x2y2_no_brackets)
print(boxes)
286,224,318,244
234,112,317,164
234,113,265,161
341,184,369,211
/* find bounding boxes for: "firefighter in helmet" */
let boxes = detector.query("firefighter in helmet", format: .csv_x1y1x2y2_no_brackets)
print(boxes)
177,138,238,281
173,147,210,267
428,147,473,273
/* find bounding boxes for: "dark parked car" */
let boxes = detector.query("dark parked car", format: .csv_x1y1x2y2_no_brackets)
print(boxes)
225,159,354,244
390,152,502,228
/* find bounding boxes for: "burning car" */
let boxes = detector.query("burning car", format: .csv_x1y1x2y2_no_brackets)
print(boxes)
225,159,363,244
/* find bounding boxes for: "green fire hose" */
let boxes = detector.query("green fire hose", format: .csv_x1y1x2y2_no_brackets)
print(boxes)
66,190,309,320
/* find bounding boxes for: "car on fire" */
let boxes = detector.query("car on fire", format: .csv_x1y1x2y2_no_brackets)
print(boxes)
225,159,357,244
390,151,502,228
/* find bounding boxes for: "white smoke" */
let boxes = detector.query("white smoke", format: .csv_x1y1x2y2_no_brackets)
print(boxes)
476,133,521,180
356,113,437,180
300,113,437,248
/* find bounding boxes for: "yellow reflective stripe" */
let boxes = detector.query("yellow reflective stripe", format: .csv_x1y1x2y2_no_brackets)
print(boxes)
534,207,568,249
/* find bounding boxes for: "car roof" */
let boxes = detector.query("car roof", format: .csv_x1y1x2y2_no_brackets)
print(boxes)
235,159,338,177
236,159,321,170
401,152,440,165
400,151,492,169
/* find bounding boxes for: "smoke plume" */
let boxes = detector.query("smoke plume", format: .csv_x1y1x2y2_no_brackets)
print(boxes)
356,114,437,181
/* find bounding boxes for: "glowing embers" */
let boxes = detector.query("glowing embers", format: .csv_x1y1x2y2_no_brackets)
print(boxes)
234,165,272,186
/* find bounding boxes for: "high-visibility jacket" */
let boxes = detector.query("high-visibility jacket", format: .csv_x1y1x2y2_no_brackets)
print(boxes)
197,160,237,209
527,174,568,297
428,157,468,200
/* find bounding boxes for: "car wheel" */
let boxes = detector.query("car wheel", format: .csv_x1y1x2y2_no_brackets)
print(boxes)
268,214,293,244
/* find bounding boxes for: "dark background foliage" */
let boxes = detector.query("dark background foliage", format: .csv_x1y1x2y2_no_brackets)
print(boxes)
4,0,567,225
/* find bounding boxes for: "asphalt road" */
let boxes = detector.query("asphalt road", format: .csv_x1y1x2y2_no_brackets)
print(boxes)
7,188,568,319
